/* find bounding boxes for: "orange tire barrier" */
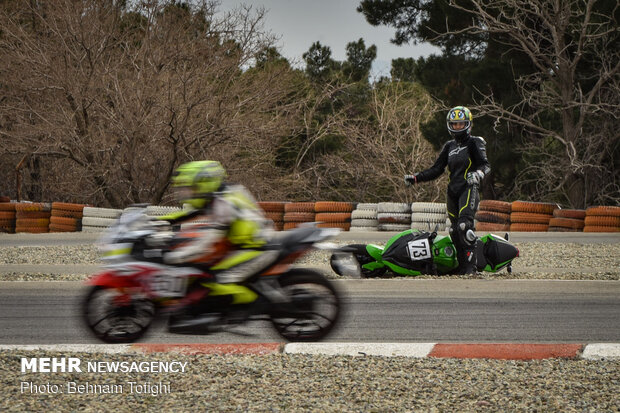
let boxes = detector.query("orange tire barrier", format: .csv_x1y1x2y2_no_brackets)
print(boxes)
476,222,510,232
475,211,510,224
283,212,315,222
479,200,512,214
315,212,352,223
257,201,287,213
0,203,17,211
510,223,549,232
548,217,585,231
511,201,557,215
284,202,315,213
583,226,620,232
510,212,553,225
553,209,586,220
317,222,351,230
314,201,354,213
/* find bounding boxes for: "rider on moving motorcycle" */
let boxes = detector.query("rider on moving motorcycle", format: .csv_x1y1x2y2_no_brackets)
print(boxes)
157,160,276,319
404,106,491,274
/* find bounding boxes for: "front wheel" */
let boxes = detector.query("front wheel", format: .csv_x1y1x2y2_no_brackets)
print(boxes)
82,285,155,343
270,269,341,342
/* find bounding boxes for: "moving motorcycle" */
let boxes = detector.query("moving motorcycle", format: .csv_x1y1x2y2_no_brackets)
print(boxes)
330,227,519,278
82,209,342,343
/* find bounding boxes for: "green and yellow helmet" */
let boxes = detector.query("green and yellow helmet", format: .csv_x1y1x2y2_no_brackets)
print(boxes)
446,106,473,139
171,160,226,208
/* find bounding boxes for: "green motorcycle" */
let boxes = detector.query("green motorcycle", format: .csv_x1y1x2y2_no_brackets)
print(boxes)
330,228,519,278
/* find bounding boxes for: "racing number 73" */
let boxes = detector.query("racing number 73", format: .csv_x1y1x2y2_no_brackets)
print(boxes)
406,239,431,261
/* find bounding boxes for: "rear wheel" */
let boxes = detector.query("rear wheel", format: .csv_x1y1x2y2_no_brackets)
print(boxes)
270,269,341,342
82,286,155,343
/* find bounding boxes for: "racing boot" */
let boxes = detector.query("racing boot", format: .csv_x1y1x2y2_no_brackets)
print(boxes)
457,248,478,275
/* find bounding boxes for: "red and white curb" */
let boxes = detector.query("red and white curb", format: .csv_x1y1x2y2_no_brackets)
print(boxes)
1,343,620,360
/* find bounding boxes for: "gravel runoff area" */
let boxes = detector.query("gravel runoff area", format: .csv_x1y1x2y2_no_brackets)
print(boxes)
0,240,619,281
1,350,619,412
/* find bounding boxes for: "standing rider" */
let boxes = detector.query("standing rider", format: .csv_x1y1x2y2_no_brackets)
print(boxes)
157,160,275,302
404,106,491,274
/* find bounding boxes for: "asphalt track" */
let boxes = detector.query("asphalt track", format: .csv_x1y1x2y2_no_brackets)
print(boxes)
1,279,619,344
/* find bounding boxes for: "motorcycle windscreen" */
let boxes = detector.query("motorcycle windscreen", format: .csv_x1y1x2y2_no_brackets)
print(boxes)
381,231,435,273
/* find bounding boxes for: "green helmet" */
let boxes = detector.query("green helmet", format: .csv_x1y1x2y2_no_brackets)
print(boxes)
171,160,226,208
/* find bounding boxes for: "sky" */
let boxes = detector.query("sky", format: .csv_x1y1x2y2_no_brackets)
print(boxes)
219,0,440,78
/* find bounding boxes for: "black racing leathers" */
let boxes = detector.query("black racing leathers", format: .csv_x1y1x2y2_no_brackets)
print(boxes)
416,135,491,273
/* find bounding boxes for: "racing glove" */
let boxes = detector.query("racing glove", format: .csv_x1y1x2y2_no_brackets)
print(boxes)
404,174,418,186
466,170,485,186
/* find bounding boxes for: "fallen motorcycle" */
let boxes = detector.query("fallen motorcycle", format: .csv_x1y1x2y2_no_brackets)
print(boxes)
330,227,519,278
82,209,342,343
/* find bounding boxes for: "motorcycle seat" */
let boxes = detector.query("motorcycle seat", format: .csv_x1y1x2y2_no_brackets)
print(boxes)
262,226,317,250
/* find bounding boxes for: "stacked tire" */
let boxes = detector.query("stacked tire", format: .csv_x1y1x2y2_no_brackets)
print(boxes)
50,202,85,232
81,207,122,232
258,202,287,231
583,206,620,232
475,200,511,232
0,202,16,233
510,201,558,232
377,202,411,232
548,209,585,232
314,201,354,231
283,202,315,230
410,202,449,232
350,203,379,232
15,203,51,233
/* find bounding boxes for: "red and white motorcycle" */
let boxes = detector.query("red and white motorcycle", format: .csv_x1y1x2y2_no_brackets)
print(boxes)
82,208,342,343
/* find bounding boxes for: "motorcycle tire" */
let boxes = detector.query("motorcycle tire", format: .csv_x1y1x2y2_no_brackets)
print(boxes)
270,269,341,342
82,285,155,343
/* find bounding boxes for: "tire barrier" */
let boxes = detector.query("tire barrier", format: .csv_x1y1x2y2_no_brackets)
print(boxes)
410,202,448,232
548,209,586,232
350,203,378,231
475,200,511,232
509,201,558,232
377,202,411,231
583,206,620,232
81,207,122,232
50,202,85,232
283,202,315,230
15,202,51,233
314,202,353,231
145,205,182,217
0,202,16,233
258,202,287,231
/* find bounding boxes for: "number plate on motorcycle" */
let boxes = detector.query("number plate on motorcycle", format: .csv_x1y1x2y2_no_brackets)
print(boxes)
407,239,431,261
149,273,188,297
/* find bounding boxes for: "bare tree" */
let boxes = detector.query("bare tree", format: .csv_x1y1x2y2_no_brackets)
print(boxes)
0,1,298,206
444,0,620,207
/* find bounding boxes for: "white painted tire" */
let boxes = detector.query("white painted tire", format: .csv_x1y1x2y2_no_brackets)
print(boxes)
377,213,411,224
378,223,410,232
411,212,447,222
410,202,447,214
82,217,117,227
350,219,379,227
351,209,377,219
377,202,410,213
355,203,378,211
82,207,122,219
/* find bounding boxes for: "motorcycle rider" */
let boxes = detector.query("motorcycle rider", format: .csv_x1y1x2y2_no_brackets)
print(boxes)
404,106,491,274
156,160,276,315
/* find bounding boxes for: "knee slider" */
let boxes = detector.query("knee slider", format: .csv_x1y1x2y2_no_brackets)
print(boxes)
457,218,476,246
